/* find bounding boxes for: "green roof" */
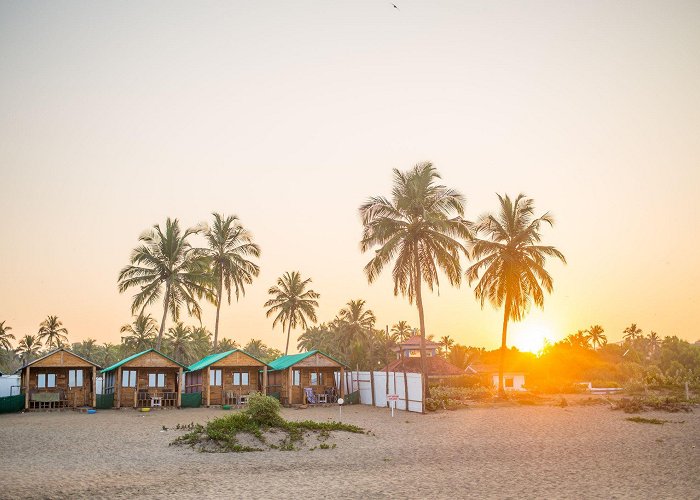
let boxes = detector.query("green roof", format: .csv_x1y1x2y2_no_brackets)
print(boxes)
267,350,347,371
101,348,187,373
187,349,269,372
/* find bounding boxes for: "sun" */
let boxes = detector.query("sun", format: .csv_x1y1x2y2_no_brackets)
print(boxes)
509,323,555,354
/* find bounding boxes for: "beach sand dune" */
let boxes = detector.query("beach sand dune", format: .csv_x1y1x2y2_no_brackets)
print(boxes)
0,404,698,499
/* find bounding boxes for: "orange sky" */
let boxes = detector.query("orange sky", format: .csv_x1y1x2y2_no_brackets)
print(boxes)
1,1,699,353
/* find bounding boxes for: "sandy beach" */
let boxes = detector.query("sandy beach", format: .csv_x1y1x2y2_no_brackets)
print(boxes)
0,403,698,500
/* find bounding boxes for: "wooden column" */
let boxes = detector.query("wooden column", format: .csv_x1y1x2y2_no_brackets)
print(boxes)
263,366,268,395
206,367,211,407
370,370,376,407
339,366,345,398
24,366,30,410
287,368,293,406
133,371,138,408
116,367,122,409
92,366,97,408
177,368,183,407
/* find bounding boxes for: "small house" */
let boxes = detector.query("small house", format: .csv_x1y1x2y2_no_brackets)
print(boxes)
267,351,346,406
467,363,527,391
101,349,186,409
385,335,464,382
392,335,441,358
18,348,100,410
185,349,269,406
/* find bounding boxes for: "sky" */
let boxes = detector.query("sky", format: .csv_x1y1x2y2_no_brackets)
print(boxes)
1,1,699,353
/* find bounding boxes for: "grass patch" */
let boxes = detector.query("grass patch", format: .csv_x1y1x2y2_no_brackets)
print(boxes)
626,416,668,425
612,396,693,414
171,393,365,453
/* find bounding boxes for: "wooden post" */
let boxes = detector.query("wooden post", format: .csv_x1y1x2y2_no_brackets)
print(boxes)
403,367,409,412
24,366,30,410
287,368,293,406
116,367,122,409
339,366,345,398
206,367,211,407
263,366,268,395
370,370,376,407
92,366,97,408
177,368,183,408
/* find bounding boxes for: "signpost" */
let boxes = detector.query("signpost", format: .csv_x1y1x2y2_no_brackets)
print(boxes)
387,394,399,417
337,397,344,419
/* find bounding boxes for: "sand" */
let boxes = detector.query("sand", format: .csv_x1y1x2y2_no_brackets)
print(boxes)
0,403,698,499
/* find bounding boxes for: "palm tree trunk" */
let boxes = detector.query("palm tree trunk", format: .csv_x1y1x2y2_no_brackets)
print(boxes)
213,275,223,350
157,282,170,351
285,321,292,356
413,244,429,412
498,294,511,399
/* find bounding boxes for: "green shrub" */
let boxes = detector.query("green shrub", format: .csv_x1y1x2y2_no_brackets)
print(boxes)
244,392,282,426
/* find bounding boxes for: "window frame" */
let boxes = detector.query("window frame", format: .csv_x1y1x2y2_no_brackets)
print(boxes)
292,369,301,386
210,369,222,386
148,372,166,388
122,370,137,388
68,369,84,388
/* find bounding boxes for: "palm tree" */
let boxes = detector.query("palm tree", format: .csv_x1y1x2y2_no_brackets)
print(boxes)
647,331,661,355
391,321,412,342
264,271,320,355
204,213,261,350
190,326,213,360
297,324,332,352
217,338,239,351
586,325,607,350
120,314,158,352
164,322,195,363
118,218,215,350
439,335,455,357
98,343,123,367
72,338,99,361
567,330,591,349
37,315,69,349
466,194,566,397
16,335,42,364
623,323,642,342
360,162,471,405
338,300,376,343
0,321,15,350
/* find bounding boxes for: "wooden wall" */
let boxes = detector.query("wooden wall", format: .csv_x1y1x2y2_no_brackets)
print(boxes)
23,350,97,409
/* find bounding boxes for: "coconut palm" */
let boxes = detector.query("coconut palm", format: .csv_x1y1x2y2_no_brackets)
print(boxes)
204,213,261,350
297,324,332,352
16,335,42,364
37,315,69,349
190,326,213,360
360,162,471,405
72,338,99,361
337,300,376,344
439,335,455,356
217,338,239,352
120,314,158,352
117,218,215,350
623,323,642,342
164,322,195,363
466,194,566,397
99,343,123,367
391,321,413,342
567,330,591,349
586,325,607,350
264,271,320,355
647,331,661,355
0,321,15,350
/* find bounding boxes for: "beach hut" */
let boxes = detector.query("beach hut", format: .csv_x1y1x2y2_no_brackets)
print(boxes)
101,349,186,409
467,363,527,391
185,349,269,406
267,351,346,406
18,348,100,410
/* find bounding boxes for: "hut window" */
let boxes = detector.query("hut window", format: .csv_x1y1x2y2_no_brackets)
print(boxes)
505,377,514,388
148,373,166,388
122,370,137,388
292,369,300,386
68,369,84,387
209,369,222,386
38,373,56,388
310,372,323,386
233,371,250,386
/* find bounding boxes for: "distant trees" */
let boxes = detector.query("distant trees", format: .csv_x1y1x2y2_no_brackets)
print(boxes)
467,194,566,397
120,314,158,351
586,325,607,350
15,335,41,364
37,315,69,349
264,271,320,355
391,321,412,342
0,321,14,350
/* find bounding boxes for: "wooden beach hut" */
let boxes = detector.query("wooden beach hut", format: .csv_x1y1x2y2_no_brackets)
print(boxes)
267,350,346,406
184,349,269,406
101,349,186,409
18,348,100,410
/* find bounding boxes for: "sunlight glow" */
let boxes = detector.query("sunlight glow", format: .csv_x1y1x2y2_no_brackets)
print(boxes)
509,323,557,354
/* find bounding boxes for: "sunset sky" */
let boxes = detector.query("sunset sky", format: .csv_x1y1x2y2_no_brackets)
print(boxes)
1,1,699,353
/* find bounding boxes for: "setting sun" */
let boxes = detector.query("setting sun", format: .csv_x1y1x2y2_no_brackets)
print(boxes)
509,323,557,354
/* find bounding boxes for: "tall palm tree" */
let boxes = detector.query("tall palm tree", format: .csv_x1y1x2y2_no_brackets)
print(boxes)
72,338,99,361
99,343,123,367
204,213,261,350
190,326,213,360
16,335,42,364
439,335,455,357
165,322,195,363
118,218,215,350
297,324,331,352
466,194,566,397
360,162,471,405
337,300,376,343
264,271,320,355
0,321,15,350
647,331,661,355
37,315,69,349
567,330,591,349
217,338,239,351
623,323,642,342
120,314,158,352
586,325,607,350
391,321,412,342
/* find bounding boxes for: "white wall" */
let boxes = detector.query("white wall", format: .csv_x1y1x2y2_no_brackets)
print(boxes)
491,373,526,391
0,375,21,397
343,371,423,413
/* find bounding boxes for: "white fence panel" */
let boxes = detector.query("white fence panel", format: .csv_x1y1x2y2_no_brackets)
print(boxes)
0,375,21,397
343,370,423,413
